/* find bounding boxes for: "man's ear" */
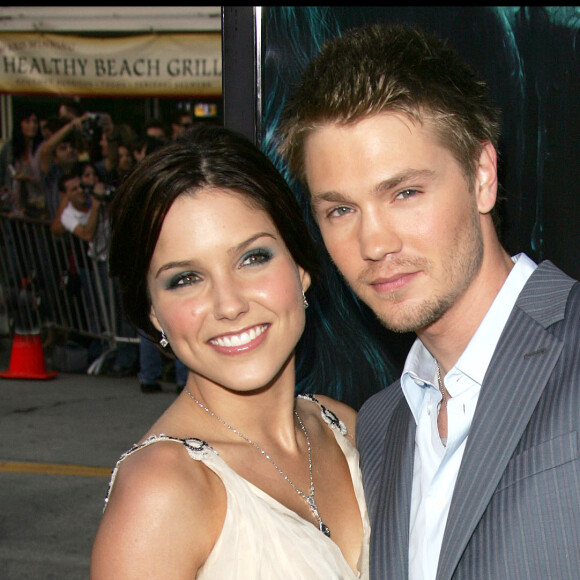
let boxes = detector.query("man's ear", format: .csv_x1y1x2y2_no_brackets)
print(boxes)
475,141,498,215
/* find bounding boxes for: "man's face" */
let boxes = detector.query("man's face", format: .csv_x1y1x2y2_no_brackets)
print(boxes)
146,126,166,141
100,114,114,137
64,176,89,211
303,112,488,334
55,141,78,168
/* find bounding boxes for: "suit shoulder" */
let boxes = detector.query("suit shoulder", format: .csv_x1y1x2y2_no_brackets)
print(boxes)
359,379,403,420
517,261,578,328
357,380,404,446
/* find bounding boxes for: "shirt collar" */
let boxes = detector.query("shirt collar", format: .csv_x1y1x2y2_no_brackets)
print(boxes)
401,253,537,423
455,252,537,384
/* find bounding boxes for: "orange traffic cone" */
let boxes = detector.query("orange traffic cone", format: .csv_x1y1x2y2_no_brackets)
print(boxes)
0,332,57,380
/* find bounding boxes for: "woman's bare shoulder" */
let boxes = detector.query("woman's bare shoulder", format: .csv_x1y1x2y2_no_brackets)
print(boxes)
91,437,226,578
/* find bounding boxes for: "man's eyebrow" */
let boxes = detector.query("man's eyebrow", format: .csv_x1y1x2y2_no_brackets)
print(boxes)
311,168,436,207
311,190,354,206
375,169,436,193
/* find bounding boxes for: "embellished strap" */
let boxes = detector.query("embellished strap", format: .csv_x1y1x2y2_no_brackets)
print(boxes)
103,434,216,510
120,433,216,461
297,393,348,436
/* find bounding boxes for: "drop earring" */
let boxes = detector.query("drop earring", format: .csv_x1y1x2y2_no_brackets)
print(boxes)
302,290,309,309
159,330,169,348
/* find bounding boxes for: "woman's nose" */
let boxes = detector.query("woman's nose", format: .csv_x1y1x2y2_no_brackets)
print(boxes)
212,280,250,321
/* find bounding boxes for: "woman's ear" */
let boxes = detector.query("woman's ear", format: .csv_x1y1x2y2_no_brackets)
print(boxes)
475,141,498,215
299,268,311,294
149,306,162,333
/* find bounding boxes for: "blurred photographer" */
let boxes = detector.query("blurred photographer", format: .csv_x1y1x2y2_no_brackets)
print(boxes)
57,98,92,161
37,115,88,219
51,164,108,262
80,160,116,205
51,162,137,375
50,166,112,365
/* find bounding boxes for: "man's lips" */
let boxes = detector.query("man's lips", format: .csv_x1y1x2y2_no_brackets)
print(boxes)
208,324,269,352
368,271,419,293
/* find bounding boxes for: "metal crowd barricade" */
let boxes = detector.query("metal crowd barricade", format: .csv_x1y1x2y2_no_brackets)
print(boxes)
0,212,137,375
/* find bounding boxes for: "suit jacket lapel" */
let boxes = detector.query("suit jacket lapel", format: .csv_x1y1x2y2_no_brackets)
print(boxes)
372,396,415,579
437,265,568,579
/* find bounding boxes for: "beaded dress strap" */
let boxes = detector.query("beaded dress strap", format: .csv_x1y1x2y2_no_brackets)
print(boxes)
297,394,348,436
103,434,216,510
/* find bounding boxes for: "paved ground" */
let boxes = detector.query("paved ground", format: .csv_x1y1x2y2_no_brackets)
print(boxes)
0,338,176,579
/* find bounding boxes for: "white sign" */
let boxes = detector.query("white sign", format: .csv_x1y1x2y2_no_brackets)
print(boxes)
0,32,222,97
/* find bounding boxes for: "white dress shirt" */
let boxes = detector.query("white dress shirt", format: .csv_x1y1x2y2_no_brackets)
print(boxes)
402,253,537,580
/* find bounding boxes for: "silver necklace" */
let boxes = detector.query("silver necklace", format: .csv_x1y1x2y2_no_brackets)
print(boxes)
436,363,448,447
184,387,331,537
436,363,447,408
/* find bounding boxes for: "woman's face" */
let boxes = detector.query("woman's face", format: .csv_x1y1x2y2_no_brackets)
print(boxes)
20,114,38,139
100,133,109,157
147,189,310,393
118,145,134,172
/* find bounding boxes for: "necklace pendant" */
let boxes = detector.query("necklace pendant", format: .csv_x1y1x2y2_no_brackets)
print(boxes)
185,389,330,537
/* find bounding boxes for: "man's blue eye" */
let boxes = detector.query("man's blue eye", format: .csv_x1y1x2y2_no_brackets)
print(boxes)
329,206,352,217
397,189,418,200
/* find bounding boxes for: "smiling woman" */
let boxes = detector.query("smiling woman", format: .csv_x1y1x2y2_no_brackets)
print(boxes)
90,124,370,579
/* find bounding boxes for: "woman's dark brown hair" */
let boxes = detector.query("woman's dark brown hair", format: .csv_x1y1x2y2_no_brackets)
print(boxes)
108,124,321,345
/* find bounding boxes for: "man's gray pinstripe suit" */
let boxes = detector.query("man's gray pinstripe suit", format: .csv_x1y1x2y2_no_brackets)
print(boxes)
357,260,580,579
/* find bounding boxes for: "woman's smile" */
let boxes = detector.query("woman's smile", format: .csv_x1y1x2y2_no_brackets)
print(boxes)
208,323,270,352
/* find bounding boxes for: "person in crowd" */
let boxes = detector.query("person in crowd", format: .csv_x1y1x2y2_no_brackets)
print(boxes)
130,118,168,164
78,160,101,197
131,135,165,164
38,114,52,141
92,121,140,376
80,112,114,166
137,331,188,394
51,161,137,374
98,113,115,141
57,97,85,122
142,118,168,142
95,122,137,189
37,115,86,220
0,107,44,216
169,110,193,140
130,132,188,394
278,22,580,580
116,142,135,182
90,125,370,578
57,97,91,161
50,168,104,249
50,168,107,338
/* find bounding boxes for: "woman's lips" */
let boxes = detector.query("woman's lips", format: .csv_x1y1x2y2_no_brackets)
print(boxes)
208,324,269,353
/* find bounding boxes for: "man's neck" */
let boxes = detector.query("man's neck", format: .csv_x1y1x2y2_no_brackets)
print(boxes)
419,247,514,374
